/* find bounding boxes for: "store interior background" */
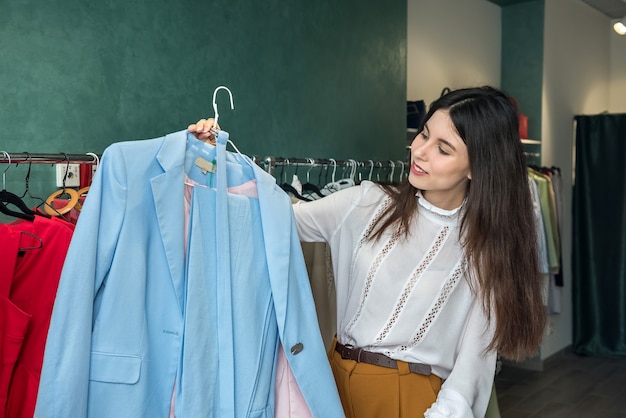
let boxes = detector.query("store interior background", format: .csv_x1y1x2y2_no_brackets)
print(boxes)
408,0,625,369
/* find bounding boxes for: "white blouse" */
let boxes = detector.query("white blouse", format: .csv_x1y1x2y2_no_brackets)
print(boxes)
292,181,496,418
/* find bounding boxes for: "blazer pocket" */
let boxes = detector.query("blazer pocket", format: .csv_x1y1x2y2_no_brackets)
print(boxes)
89,351,142,384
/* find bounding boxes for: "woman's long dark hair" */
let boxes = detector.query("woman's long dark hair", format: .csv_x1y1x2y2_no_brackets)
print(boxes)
370,86,546,360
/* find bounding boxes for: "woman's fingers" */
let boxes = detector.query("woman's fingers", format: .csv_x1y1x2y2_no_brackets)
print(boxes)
188,118,219,143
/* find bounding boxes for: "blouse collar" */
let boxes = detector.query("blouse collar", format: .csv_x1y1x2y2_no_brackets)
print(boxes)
415,190,465,220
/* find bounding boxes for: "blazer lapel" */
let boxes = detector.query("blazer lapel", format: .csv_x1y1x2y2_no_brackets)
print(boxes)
254,164,292,331
151,130,187,312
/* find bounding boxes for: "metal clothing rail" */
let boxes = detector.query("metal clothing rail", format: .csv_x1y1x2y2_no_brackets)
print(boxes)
0,152,100,165
262,156,408,175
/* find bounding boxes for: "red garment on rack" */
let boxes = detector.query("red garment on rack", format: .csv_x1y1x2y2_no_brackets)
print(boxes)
0,215,74,418
0,227,31,418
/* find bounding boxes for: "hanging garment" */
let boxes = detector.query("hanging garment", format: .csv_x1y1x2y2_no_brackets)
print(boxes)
528,169,559,273
0,216,74,418
34,130,343,417
300,241,336,351
0,227,29,418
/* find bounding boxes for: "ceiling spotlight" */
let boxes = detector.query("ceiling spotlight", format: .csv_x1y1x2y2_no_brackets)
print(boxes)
614,17,626,35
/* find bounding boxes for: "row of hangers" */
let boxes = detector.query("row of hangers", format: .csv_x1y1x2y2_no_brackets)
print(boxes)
264,157,409,201
0,151,99,227
203,86,410,201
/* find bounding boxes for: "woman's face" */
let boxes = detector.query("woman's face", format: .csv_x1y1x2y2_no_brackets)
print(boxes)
408,109,471,210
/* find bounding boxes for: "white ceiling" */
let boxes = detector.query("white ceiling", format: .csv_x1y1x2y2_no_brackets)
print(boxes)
580,0,626,19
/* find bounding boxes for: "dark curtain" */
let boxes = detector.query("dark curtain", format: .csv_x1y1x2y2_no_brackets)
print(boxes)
573,113,626,357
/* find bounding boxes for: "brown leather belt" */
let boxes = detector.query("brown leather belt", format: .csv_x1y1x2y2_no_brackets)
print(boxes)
335,341,432,376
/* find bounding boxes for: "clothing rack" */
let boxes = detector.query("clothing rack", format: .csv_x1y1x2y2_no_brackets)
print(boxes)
1,152,408,184
262,156,408,175
0,152,100,165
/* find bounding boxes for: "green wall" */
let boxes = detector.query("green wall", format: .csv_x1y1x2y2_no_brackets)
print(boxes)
501,1,545,362
0,0,406,205
500,0,544,165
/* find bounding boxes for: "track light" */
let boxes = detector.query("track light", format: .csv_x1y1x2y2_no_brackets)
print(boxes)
614,17,626,35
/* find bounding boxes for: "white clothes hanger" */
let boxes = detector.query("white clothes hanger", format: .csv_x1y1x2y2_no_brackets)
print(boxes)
209,85,251,161
321,158,355,194
87,152,100,168
207,86,259,176
397,160,405,182
388,161,395,183
212,85,234,133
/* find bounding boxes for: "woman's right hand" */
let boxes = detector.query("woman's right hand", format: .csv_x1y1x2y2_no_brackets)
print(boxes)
187,118,220,144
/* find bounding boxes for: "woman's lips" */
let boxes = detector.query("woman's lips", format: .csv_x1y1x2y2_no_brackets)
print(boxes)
411,163,427,175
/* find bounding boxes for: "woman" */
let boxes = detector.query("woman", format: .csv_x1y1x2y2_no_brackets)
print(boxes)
189,86,546,417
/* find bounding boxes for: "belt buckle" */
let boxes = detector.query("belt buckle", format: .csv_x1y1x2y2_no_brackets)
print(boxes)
345,345,365,363
341,344,355,360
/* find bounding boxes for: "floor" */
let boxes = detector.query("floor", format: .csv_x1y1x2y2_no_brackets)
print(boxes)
494,348,626,417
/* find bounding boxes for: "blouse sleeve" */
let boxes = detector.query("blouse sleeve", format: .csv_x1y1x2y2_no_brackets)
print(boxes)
425,298,498,418
292,183,368,243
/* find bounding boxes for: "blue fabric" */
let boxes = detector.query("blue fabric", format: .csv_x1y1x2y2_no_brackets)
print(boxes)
215,130,235,415
35,130,344,418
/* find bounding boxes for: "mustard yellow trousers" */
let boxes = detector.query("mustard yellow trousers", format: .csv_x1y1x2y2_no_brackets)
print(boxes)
328,339,442,418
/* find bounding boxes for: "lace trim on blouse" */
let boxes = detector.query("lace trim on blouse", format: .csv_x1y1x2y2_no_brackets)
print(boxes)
347,196,391,289
345,196,398,335
346,225,403,336
396,258,467,354
375,225,450,344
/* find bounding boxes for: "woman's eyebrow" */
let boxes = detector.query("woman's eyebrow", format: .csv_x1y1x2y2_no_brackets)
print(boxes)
438,138,457,151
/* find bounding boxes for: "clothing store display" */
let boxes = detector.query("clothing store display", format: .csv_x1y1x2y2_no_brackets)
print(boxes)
4,137,562,417
300,241,336,351
293,182,497,417
528,167,563,314
34,130,343,417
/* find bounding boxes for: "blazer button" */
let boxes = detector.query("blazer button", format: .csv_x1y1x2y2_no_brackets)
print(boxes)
290,342,304,355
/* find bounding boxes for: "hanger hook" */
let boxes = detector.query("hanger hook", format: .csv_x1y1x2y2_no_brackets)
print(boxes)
376,162,383,181
329,158,337,182
1,151,12,191
284,159,290,183
86,152,100,173
2,151,10,168
347,159,357,180
212,86,235,129
306,158,315,183
397,160,405,181
1,151,9,190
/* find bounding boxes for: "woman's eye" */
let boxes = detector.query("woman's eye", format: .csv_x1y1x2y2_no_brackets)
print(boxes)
438,146,450,155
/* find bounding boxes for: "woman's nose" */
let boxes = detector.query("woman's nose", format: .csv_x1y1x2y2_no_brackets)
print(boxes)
412,140,428,160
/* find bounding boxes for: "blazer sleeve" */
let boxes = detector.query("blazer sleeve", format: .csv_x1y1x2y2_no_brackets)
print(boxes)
35,144,127,417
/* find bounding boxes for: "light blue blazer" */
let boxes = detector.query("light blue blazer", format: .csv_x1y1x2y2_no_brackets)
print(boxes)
34,130,344,417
